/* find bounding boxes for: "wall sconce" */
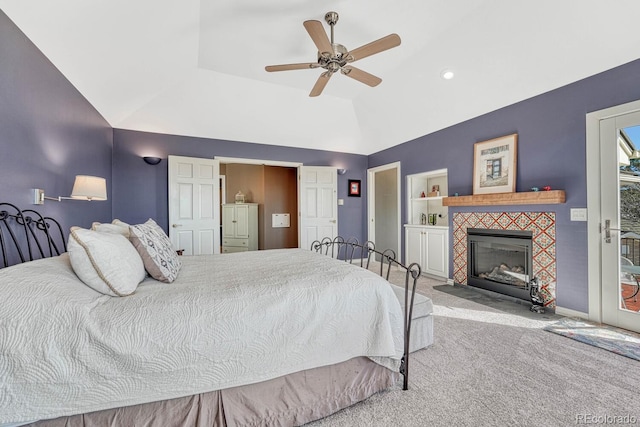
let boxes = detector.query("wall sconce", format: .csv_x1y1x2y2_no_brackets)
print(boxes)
143,156,162,165
32,175,107,205
337,168,347,175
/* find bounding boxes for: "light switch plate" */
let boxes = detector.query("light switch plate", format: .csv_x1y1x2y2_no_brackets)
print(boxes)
570,208,587,221
338,199,344,206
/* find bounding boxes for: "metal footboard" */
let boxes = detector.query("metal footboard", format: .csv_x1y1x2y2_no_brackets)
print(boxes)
311,236,421,391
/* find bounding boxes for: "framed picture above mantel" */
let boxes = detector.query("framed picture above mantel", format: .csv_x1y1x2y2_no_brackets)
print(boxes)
473,133,518,195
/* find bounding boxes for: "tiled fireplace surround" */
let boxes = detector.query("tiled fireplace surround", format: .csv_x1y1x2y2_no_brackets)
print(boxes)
453,212,557,308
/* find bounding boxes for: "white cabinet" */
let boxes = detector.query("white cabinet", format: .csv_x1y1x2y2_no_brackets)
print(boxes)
405,225,449,278
222,203,258,253
406,169,448,226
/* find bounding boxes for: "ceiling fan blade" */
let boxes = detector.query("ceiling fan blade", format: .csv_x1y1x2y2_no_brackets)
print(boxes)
265,63,318,72
347,33,401,62
303,20,333,55
309,72,332,97
341,66,382,87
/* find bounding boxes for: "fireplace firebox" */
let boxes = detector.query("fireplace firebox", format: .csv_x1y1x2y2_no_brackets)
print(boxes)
467,228,533,301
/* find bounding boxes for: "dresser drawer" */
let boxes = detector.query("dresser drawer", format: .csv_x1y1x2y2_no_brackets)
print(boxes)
223,238,249,247
222,246,248,253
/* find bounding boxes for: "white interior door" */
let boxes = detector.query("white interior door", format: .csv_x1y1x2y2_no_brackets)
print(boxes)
600,112,640,332
298,166,337,250
168,155,220,255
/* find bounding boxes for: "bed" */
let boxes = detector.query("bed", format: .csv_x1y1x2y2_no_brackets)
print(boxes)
0,203,433,426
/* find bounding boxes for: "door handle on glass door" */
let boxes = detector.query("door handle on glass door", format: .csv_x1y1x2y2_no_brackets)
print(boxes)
604,219,621,243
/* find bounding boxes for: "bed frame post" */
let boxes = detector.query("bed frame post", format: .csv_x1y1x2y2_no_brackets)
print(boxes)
311,236,422,390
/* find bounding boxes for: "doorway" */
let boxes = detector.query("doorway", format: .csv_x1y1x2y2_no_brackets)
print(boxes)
219,161,300,250
367,162,401,262
587,100,640,333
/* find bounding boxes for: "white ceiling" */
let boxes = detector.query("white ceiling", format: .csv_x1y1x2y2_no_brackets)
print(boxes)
2,1,640,155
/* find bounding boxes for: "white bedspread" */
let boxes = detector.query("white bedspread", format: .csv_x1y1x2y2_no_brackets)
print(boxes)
0,249,404,424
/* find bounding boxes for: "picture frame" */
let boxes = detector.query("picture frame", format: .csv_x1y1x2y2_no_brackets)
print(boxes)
348,179,361,197
473,133,518,195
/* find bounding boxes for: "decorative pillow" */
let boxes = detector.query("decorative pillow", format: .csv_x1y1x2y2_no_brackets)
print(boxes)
68,227,146,296
91,219,130,238
129,219,182,283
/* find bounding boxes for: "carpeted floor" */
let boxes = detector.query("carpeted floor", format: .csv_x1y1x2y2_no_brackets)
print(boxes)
306,266,640,426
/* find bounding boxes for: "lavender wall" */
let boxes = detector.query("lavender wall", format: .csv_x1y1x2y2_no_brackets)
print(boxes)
112,129,368,242
369,58,640,313
0,11,113,234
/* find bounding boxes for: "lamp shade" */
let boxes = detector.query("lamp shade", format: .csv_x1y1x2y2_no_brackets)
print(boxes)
71,175,107,201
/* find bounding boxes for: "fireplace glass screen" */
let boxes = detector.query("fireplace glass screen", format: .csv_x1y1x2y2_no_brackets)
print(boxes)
467,228,533,300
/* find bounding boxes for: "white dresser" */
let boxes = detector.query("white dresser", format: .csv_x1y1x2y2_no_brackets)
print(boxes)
222,203,258,253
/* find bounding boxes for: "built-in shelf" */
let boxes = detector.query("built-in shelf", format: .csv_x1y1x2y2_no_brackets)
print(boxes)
406,169,448,226
442,190,566,207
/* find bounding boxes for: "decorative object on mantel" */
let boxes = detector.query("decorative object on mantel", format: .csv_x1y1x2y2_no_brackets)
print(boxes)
542,185,552,191
530,187,539,192
442,190,566,206
420,191,426,198
473,133,518,195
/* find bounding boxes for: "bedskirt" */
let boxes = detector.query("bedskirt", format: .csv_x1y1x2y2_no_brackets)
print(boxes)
29,357,399,427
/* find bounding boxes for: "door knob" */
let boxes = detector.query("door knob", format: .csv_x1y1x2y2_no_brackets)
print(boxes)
330,219,337,223
172,224,182,228
604,219,620,244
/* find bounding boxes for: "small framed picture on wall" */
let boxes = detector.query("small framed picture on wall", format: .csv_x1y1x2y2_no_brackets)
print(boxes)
348,179,361,197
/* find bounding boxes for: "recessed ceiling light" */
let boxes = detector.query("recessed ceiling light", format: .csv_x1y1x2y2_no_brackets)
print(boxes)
441,70,455,80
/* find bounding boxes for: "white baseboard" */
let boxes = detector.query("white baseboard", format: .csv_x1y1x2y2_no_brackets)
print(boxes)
446,278,454,285
555,306,588,319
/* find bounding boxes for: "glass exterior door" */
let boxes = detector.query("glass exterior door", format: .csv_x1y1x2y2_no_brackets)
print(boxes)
601,114,640,332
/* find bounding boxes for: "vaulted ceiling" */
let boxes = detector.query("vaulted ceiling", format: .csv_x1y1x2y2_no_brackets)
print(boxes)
2,1,640,155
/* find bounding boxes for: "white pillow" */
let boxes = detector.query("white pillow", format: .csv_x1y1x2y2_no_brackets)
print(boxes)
91,219,130,238
129,219,182,283
68,227,146,296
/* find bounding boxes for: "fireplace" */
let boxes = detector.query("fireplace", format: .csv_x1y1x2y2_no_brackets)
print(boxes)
467,228,533,301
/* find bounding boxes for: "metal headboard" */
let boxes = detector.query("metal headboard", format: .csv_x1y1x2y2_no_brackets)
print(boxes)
311,236,421,391
0,203,66,268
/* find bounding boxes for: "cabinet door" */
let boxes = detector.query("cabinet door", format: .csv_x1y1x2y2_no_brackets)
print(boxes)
405,227,424,267
222,206,236,238
234,205,250,238
424,229,447,277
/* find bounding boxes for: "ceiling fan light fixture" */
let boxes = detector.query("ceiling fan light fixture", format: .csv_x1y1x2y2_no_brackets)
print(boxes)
265,12,401,97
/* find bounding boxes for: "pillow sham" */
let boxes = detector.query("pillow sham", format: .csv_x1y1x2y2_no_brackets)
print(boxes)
129,219,182,283
91,219,130,237
68,227,146,296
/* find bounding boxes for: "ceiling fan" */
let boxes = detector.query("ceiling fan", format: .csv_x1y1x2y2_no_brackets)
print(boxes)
265,11,401,97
